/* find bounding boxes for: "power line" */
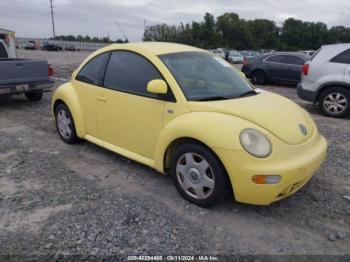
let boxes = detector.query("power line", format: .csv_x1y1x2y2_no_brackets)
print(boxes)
50,0,56,38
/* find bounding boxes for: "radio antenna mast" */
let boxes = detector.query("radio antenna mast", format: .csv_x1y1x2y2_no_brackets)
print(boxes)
115,21,129,42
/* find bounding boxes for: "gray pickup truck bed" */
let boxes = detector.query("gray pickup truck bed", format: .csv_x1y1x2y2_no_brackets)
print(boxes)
0,58,54,100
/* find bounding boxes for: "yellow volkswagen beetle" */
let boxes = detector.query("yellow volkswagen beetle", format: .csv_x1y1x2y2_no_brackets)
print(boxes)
52,42,327,207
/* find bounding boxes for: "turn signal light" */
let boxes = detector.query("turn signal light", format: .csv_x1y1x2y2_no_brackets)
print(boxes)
252,175,281,184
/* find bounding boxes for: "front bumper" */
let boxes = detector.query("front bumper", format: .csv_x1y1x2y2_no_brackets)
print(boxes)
214,131,327,205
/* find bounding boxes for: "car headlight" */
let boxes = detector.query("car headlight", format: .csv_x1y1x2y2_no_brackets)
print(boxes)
240,129,272,158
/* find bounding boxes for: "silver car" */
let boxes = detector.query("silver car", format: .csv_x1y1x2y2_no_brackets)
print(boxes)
297,43,350,118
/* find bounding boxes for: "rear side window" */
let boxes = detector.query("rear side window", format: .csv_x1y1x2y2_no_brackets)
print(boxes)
331,49,350,64
265,55,285,63
76,52,110,86
284,55,305,65
0,42,8,59
103,51,163,98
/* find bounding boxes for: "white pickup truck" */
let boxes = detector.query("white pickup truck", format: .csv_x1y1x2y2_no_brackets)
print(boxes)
0,30,54,101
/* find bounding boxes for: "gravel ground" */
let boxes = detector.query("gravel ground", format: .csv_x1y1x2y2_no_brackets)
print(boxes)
0,50,349,260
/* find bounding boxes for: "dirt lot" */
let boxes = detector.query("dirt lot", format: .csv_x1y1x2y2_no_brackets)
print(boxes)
0,49,350,260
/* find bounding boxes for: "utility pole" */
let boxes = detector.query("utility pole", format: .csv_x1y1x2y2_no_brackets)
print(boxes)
50,0,56,38
144,19,146,31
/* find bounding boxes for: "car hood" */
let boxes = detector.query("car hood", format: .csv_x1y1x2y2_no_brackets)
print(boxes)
187,91,315,145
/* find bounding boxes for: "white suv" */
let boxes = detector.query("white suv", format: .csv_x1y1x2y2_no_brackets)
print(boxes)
297,43,350,118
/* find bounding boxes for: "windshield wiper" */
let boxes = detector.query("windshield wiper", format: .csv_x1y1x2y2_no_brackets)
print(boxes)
237,90,258,98
195,96,230,101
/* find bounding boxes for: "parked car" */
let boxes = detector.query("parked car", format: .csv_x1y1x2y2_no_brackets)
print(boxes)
0,39,54,101
65,45,76,51
24,40,38,50
52,42,327,207
241,52,310,85
297,44,350,118
228,51,244,63
42,44,62,51
240,50,259,59
300,50,316,56
211,49,225,59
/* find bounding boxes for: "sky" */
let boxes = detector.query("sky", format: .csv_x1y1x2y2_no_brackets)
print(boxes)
1,0,350,42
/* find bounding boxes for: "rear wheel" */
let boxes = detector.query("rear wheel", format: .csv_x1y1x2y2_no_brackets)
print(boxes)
319,87,350,118
25,91,43,101
250,70,267,85
170,143,230,207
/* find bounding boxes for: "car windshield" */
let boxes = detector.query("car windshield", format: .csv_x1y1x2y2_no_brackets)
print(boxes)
159,52,254,101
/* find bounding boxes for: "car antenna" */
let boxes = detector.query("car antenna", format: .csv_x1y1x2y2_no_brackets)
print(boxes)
115,21,129,43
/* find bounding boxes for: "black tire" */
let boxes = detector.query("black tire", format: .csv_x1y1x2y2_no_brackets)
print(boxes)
55,103,80,144
170,143,231,207
251,70,267,85
25,91,43,101
318,87,350,118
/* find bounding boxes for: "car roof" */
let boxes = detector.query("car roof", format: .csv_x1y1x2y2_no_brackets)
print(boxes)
108,42,205,55
262,52,310,59
313,43,350,62
322,43,350,49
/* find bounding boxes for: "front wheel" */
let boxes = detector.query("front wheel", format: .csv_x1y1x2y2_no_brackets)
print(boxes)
319,87,350,118
55,103,80,144
170,143,230,207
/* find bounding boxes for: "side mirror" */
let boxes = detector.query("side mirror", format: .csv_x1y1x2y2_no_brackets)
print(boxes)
147,79,168,94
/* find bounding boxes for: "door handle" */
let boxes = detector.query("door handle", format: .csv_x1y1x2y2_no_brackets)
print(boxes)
97,96,107,102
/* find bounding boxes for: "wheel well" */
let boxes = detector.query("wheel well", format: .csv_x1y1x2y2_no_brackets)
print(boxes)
252,69,265,75
163,137,233,194
251,69,267,79
53,99,65,114
316,85,350,103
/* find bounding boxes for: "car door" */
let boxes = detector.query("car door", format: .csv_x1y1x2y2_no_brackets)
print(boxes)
345,64,350,84
96,51,169,159
284,55,306,83
264,55,290,82
74,52,110,137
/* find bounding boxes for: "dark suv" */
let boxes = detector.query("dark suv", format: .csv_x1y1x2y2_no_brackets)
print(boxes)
241,52,310,85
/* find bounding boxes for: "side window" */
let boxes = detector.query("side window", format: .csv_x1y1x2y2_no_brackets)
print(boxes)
265,55,285,64
331,49,350,64
104,51,164,98
0,42,8,59
284,55,305,65
76,52,110,86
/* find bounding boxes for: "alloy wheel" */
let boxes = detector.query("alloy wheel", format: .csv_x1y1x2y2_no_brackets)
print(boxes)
323,92,348,115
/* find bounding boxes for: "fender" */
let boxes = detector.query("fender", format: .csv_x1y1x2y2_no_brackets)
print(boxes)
52,82,86,138
315,81,350,102
154,112,254,172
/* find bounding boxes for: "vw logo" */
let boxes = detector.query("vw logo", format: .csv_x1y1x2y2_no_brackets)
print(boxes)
299,124,308,136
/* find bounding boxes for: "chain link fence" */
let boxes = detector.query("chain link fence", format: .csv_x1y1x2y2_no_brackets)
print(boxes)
16,37,109,51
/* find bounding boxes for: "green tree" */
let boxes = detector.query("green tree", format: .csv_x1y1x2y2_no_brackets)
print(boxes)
216,13,253,49
246,19,280,49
